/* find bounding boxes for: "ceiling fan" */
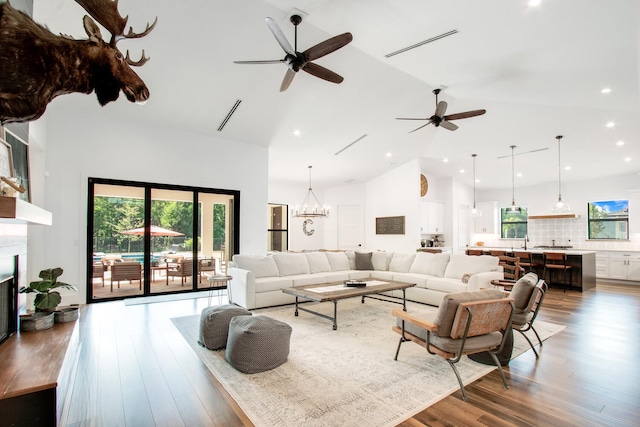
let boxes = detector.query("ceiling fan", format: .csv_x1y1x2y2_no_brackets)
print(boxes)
234,15,353,92
396,88,487,133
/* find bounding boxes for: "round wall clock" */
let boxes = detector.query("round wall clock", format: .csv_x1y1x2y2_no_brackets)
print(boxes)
420,174,428,197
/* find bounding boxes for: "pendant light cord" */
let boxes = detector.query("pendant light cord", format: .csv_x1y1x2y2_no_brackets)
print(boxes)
557,136,563,201
510,145,516,205
472,154,477,207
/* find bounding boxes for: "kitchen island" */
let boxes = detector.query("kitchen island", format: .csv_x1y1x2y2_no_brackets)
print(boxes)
466,247,596,292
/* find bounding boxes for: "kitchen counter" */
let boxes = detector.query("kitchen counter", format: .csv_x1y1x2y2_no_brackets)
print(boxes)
466,246,595,292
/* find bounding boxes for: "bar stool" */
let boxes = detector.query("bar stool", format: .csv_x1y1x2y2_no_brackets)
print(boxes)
513,251,540,275
466,249,484,256
490,250,507,257
542,252,572,293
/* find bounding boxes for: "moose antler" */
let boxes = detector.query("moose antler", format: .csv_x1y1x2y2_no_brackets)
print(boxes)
125,49,149,66
74,0,157,47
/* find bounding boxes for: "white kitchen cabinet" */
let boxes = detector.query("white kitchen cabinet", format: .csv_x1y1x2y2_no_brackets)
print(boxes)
473,201,498,234
420,201,444,234
595,252,610,278
608,252,640,281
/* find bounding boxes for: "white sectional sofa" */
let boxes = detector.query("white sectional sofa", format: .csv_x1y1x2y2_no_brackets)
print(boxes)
227,251,503,309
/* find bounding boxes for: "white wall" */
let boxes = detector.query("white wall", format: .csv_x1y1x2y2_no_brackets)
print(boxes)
38,106,268,305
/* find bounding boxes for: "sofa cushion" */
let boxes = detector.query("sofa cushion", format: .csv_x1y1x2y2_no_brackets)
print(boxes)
372,252,392,271
425,277,468,294
254,276,294,293
232,255,279,278
434,289,506,337
273,253,310,276
444,254,499,280
304,252,332,273
325,252,351,271
345,251,356,270
355,252,374,270
410,252,450,277
510,272,538,313
389,253,416,273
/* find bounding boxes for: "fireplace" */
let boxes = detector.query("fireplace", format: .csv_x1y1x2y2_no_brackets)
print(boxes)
0,256,18,345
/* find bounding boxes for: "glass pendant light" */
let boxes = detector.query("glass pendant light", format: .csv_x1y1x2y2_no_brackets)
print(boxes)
470,154,482,217
552,135,571,213
505,145,522,214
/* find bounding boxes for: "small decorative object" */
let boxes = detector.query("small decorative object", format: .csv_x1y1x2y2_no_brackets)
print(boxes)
421,239,427,247
476,241,485,246
420,174,428,196
19,312,54,332
302,219,315,236
344,280,366,287
0,176,25,197
54,307,79,323
20,267,77,312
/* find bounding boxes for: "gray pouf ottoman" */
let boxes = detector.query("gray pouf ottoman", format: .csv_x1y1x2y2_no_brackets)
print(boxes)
198,304,252,350
225,315,292,374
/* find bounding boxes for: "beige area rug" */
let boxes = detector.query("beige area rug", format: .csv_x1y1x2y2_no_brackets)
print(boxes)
172,299,565,427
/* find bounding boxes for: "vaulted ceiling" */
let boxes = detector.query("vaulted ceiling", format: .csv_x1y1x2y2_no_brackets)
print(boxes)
34,0,640,191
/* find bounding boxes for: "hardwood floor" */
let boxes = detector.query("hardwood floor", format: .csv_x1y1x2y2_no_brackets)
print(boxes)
62,283,640,426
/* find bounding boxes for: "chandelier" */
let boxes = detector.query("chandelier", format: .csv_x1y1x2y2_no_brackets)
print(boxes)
505,145,523,214
552,135,571,213
470,154,482,217
291,166,330,218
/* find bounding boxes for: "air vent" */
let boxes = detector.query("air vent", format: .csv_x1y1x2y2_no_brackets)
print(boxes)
385,29,458,58
334,134,368,156
217,99,241,131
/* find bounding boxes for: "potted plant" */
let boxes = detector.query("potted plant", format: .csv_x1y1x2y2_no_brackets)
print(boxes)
19,267,78,330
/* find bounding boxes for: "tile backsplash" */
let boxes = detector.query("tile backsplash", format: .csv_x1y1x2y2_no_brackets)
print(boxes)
479,217,640,251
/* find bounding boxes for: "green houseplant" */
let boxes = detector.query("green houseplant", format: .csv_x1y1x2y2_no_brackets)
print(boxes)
20,267,77,311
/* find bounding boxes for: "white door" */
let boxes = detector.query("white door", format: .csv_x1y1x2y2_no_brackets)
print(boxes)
338,205,364,251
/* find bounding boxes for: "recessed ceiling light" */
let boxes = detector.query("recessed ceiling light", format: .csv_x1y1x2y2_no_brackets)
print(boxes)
386,152,392,157
565,165,571,171
528,0,541,7
516,173,523,178
606,121,616,128
293,129,301,136
475,178,480,183
616,140,625,146
443,158,449,163
624,157,632,162
601,87,612,94
459,169,465,174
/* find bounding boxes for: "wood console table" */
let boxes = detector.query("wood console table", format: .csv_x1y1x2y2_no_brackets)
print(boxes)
0,319,79,426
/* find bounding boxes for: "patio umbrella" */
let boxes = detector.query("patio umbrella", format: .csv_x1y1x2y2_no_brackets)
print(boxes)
121,225,185,237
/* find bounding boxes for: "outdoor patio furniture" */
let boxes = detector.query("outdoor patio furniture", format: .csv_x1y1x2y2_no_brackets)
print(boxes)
110,261,142,291
167,259,194,285
92,261,105,286
199,258,216,283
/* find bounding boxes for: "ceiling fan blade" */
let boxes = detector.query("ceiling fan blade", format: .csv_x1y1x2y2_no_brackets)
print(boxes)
266,17,295,56
440,120,459,131
395,117,428,121
302,62,344,84
304,33,353,61
444,109,487,121
233,59,285,65
409,121,433,133
280,69,296,92
435,100,448,118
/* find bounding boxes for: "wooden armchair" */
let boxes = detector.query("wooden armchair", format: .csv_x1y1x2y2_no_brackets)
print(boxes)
110,262,142,291
92,261,105,286
392,290,515,401
167,259,194,285
199,258,216,283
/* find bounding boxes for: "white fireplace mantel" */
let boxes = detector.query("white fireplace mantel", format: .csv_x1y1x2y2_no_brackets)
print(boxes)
0,196,52,225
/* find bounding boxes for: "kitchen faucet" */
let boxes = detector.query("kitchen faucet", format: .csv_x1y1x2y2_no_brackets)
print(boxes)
523,234,529,250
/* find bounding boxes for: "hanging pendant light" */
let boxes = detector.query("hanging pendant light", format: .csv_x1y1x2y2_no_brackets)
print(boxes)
505,145,523,214
291,166,330,218
470,154,482,217
552,135,571,213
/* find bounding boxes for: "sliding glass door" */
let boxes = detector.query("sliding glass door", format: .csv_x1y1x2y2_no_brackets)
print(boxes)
88,178,239,302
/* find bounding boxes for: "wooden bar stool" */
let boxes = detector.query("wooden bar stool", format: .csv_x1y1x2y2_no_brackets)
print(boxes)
490,250,507,257
513,251,540,275
542,252,572,292
466,249,484,256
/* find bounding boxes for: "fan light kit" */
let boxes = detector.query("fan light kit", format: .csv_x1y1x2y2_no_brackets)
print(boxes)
505,145,523,215
291,166,329,218
396,88,486,133
470,154,482,218
552,135,571,213
234,15,352,92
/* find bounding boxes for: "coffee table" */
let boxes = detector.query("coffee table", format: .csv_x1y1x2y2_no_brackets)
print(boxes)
282,279,416,330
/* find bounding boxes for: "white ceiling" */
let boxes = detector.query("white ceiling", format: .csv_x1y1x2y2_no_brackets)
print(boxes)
34,0,640,191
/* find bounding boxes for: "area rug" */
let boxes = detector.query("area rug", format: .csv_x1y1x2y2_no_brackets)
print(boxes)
172,299,565,427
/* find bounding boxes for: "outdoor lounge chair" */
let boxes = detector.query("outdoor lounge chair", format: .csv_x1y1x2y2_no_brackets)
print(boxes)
110,261,142,291
167,259,194,285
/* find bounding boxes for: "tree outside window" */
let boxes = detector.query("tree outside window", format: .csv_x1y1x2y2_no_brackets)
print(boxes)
501,208,528,238
588,200,628,240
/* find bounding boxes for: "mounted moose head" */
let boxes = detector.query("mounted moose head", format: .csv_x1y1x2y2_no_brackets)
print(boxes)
0,0,157,125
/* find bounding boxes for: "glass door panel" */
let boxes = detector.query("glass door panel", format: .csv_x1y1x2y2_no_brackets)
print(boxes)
151,189,194,294
197,192,232,289
92,184,145,300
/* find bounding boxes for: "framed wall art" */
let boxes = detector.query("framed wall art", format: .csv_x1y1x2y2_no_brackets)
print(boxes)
375,216,405,235
3,128,30,202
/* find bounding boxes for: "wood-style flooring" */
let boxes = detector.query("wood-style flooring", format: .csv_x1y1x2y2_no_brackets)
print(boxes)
63,282,640,426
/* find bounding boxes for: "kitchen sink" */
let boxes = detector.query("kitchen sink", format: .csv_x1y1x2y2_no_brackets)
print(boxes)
532,245,573,249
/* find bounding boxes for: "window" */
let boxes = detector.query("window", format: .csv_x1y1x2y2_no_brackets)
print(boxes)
267,203,288,252
501,208,528,238
588,200,628,240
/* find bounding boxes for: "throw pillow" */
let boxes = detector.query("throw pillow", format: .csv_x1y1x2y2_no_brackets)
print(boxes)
389,253,416,273
272,253,311,276
510,272,539,313
232,255,279,278
355,252,374,270
304,252,332,273
461,273,473,283
371,251,391,271
325,251,351,271
409,252,450,277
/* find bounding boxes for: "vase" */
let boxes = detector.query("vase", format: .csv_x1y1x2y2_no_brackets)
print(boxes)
19,312,55,332
54,307,79,323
